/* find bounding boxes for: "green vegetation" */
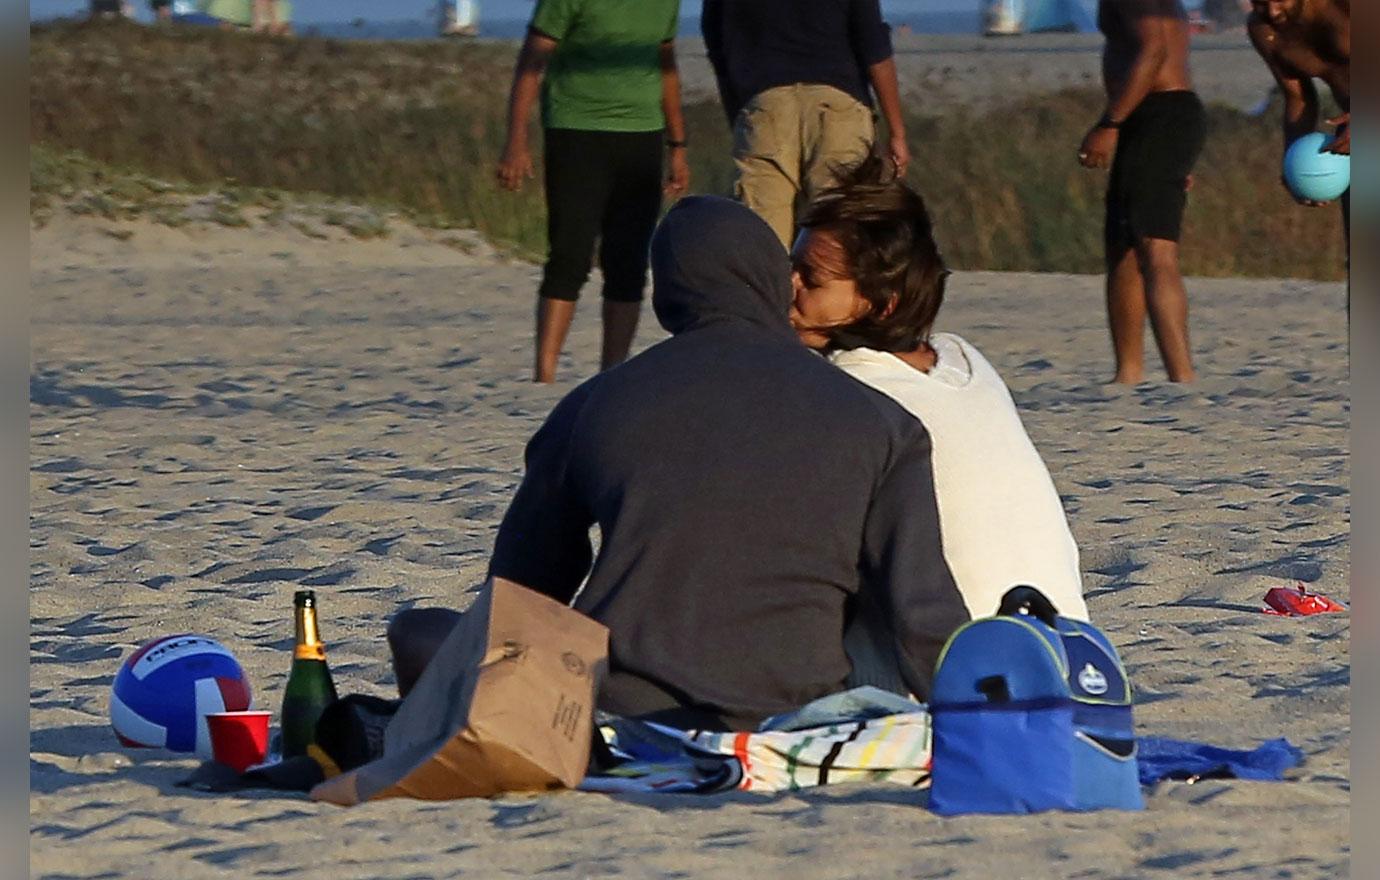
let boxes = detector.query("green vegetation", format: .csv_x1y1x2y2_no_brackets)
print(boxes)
31,19,1345,278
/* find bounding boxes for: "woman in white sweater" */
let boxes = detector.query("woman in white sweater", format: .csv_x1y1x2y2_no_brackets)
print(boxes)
789,157,1089,622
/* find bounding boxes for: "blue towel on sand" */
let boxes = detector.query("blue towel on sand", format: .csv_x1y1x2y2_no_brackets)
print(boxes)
1136,736,1303,785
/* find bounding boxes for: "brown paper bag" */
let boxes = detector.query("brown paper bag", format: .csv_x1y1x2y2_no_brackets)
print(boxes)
311,577,608,805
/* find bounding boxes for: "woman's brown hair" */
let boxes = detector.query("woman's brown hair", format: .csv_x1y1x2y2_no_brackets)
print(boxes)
797,155,949,354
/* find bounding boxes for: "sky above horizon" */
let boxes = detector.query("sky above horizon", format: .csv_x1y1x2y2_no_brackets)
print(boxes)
31,1,980,26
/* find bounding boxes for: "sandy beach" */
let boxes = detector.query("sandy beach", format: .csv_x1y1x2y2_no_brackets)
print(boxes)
28,195,1349,879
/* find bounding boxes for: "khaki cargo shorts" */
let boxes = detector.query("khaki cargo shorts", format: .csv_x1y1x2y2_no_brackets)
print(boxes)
732,84,876,248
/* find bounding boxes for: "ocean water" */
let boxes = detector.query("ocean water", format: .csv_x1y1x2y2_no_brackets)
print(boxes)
34,0,1217,36
297,9,987,42
315,14,981,42
31,1,985,39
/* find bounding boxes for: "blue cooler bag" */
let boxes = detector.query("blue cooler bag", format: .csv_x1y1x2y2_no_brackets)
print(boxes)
929,587,1143,815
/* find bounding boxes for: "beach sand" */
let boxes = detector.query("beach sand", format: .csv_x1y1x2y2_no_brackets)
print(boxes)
30,206,1348,878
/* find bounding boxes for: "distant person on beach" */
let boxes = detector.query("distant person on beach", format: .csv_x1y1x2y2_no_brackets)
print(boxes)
88,1,128,17
496,0,690,383
252,1,290,35
790,157,1090,623
1246,1,1349,238
389,197,968,730
702,0,910,248
1079,0,1206,384
168,0,291,31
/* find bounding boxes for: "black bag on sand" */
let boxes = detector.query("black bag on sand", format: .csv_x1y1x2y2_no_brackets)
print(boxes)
177,694,401,794
313,694,400,774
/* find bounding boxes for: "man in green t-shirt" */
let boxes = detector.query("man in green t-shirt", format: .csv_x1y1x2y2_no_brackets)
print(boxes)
496,0,689,383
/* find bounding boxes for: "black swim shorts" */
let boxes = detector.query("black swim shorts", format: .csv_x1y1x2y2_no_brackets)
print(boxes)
1105,90,1207,250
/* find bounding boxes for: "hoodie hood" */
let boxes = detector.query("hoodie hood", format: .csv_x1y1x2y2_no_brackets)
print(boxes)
651,196,795,337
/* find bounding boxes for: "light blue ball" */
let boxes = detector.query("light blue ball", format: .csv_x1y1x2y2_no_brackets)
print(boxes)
1283,132,1350,202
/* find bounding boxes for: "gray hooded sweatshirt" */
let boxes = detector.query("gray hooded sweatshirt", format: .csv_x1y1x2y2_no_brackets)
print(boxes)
489,196,967,730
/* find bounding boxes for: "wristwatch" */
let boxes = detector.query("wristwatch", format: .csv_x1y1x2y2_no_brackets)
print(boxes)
1096,114,1122,130
665,139,688,149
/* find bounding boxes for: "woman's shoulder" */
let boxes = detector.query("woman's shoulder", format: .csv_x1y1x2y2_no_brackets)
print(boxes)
827,346,904,374
931,333,1009,385
931,332,982,363
828,335,1012,397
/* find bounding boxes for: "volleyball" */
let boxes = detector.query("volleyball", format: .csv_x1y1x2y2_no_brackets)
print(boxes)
1283,132,1350,203
109,634,252,757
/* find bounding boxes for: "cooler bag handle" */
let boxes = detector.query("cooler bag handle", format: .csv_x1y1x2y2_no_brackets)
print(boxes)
997,585,1060,628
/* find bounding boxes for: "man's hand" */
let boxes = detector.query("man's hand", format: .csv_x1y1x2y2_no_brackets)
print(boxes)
496,142,534,192
664,147,690,198
1326,112,1350,155
1280,172,1332,208
888,134,911,178
1078,125,1119,169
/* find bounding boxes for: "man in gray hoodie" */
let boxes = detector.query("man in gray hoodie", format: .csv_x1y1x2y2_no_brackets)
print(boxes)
392,197,967,731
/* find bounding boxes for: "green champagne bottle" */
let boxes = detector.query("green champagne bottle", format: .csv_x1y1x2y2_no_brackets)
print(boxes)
279,589,338,759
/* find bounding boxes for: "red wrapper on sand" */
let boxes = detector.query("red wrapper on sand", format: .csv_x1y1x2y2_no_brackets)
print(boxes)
1262,583,1347,617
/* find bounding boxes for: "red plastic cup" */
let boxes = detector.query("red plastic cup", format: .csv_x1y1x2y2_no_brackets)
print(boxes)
206,711,272,773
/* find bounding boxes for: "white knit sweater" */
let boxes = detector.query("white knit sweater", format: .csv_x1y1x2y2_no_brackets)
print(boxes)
831,333,1090,621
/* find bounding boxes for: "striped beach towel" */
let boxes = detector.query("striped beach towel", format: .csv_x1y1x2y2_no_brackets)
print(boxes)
684,712,932,791
580,688,932,795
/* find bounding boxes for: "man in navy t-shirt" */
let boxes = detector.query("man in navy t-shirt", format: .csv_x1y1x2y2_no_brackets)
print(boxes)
702,0,911,247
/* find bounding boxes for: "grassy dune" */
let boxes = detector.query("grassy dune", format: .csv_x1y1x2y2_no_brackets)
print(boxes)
30,19,1345,279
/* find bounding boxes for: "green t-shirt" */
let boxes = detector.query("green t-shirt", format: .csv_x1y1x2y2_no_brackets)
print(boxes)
531,0,680,132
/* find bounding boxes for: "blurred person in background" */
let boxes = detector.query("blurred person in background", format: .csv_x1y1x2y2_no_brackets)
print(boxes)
1079,0,1205,384
1246,0,1348,241
702,0,909,249
252,0,292,35
88,1,131,18
497,0,690,383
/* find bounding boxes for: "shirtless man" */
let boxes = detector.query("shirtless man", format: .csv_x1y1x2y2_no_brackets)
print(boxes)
1246,1,1349,235
1079,0,1206,385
